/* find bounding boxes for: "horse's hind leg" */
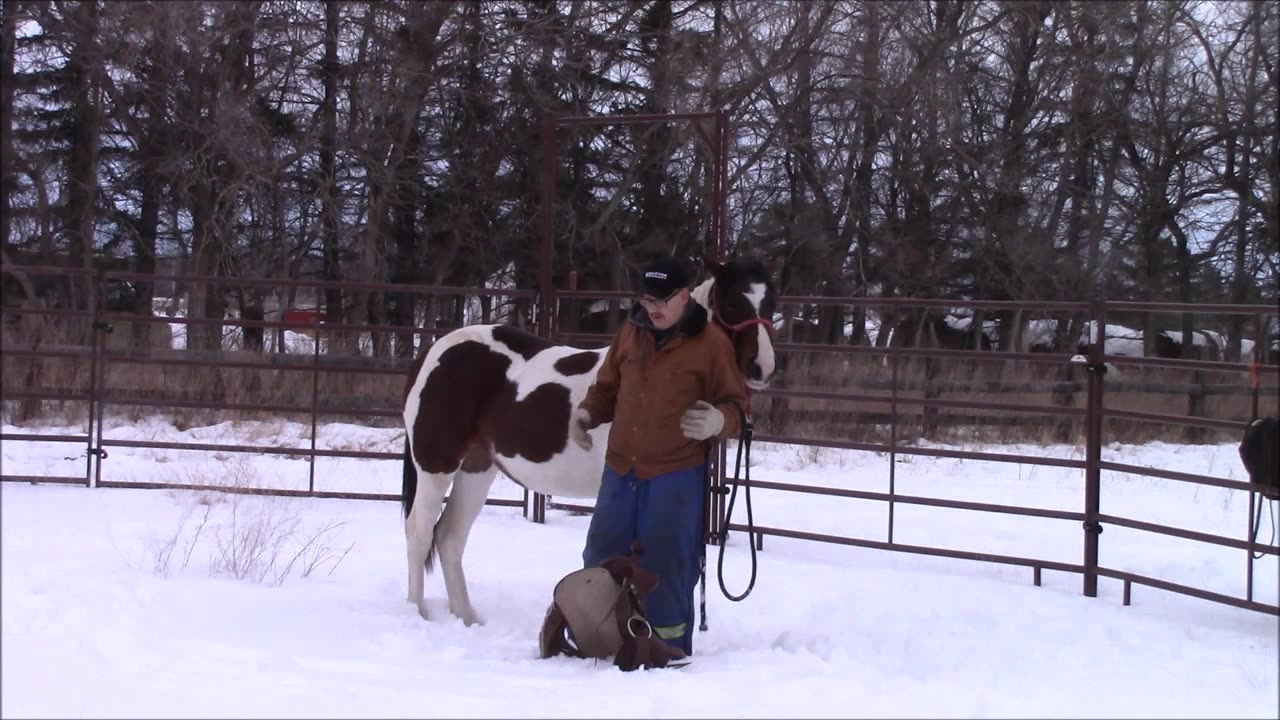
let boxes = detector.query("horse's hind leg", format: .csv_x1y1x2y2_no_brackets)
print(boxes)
434,445,498,626
406,466,451,618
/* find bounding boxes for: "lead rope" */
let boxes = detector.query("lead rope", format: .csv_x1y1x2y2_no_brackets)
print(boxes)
1251,495,1276,561
1244,366,1275,561
699,402,758,632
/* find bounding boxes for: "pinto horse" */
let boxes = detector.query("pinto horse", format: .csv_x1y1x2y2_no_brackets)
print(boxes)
400,256,779,625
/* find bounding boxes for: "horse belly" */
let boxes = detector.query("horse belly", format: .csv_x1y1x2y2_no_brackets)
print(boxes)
495,427,609,499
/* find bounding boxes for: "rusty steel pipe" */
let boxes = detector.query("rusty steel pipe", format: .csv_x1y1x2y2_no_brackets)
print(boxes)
1096,567,1279,616
1082,301,1105,598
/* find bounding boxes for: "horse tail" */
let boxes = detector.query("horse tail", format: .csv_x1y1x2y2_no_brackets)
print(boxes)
402,435,416,520
401,435,440,574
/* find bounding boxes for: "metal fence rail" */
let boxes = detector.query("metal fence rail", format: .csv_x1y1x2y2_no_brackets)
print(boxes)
552,292,1279,616
1,266,540,512
1,264,100,486
3,265,1278,618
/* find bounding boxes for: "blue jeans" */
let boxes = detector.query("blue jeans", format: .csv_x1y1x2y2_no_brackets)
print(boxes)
582,463,706,656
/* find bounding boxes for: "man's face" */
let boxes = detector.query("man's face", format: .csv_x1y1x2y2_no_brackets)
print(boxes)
639,288,688,330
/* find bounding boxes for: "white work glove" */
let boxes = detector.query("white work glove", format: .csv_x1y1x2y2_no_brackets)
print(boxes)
680,400,724,441
570,408,593,451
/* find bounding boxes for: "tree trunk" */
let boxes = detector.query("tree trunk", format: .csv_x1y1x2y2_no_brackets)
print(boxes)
129,161,160,351
63,0,102,310
0,0,16,250
388,125,422,359
846,2,881,345
635,1,680,254
321,0,343,340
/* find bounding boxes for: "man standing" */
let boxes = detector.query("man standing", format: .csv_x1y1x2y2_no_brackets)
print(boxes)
570,255,747,660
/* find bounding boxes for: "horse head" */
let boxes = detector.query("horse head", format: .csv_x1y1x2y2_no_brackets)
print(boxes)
693,253,780,391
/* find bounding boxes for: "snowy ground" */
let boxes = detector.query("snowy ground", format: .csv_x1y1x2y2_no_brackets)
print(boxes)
2,416,1278,718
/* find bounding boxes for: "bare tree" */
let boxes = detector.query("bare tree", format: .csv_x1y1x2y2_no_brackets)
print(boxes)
2,0,1271,368
0,0,16,252
56,0,103,308
1188,0,1279,359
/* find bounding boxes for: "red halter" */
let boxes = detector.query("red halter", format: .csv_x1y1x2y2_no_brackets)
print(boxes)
709,284,775,337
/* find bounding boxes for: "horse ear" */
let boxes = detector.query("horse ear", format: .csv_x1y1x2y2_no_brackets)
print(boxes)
701,252,722,275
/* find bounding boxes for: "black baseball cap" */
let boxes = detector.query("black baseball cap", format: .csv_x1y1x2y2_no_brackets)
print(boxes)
639,256,690,299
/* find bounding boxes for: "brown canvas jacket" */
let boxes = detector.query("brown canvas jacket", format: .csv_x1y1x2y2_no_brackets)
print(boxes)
577,300,746,479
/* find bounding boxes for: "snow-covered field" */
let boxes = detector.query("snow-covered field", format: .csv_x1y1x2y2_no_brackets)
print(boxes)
3,416,1278,718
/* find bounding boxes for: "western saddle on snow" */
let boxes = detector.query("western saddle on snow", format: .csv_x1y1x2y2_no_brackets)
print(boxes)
538,545,688,671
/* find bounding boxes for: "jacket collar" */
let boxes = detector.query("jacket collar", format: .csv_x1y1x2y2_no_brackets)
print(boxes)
628,297,709,348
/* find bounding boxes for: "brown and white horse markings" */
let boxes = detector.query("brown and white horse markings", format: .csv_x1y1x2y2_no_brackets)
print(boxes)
400,257,778,626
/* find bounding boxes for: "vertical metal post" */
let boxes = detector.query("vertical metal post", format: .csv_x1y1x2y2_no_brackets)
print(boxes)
560,270,577,342
712,117,722,260
715,110,729,259
889,352,898,544
715,442,727,539
1082,300,1106,598
1245,311,1263,602
88,270,104,488
1250,312,1262,421
705,444,718,543
702,111,729,542
538,115,556,342
532,115,557,524
309,309,320,494
1246,490,1255,602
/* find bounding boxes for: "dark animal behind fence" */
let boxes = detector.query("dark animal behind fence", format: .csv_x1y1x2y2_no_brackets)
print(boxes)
1240,416,1279,500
